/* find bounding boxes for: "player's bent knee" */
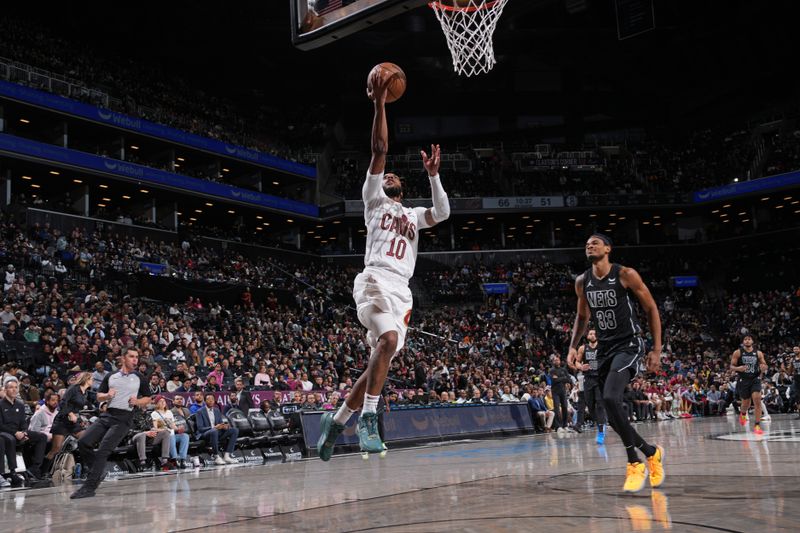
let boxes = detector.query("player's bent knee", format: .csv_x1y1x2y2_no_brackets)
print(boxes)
377,331,398,355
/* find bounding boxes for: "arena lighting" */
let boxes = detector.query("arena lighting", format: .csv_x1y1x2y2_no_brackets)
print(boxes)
712,209,720,213
534,219,541,222
140,189,149,193
642,221,651,225
742,218,751,222
722,204,731,208
738,212,746,215
507,234,514,238
189,217,197,221
575,223,583,227
554,227,561,231
467,220,475,224
205,202,213,206
674,211,683,215
526,225,533,228
610,213,617,217
792,201,799,205
618,217,626,220
653,215,661,219
130,145,139,150
525,231,532,235
314,235,321,239
589,214,597,218
256,227,262,231
568,218,575,222
461,226,469,230
733,178,739,182
102,197,111,201
256,215,263,219
775,205,785,209
177,212,182,216
521,215,530,219
73,179,82,184
177,157,185,161
122,195,131,199
761,197,769,201
99,184,109,188
195,209,202,213
653,223,661,226
31,184,41,188
227,210,235,214
306,231,314,234
272,181,280,185
19,118,30,123
49,170,60,175
222,168,230,172
329,236,337,240
332,220,341,224
21,175,32,180
486,216,494,220
263,222,270,226
509,226,517,230
174,163,180,167
722,219,730,223
609,222,617,226
784,196,792,200
287,219,294,223
475,228,483,231
97,203,106,207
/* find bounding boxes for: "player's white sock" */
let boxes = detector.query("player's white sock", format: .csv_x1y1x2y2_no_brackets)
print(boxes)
362,393,380,414
333,403,357,425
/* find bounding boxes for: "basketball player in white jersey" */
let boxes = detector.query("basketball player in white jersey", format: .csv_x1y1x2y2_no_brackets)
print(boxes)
316,67,450,459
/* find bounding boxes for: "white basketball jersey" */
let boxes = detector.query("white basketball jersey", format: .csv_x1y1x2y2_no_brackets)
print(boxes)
362,172,430,281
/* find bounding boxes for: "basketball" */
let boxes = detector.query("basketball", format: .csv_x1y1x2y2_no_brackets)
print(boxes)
367,62,407,103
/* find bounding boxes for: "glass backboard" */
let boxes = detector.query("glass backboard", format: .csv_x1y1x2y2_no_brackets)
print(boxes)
291,0,428,50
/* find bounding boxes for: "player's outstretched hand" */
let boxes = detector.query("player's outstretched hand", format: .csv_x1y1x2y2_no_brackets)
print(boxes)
367,67,389,104
421,144,441,176
646,350,661,374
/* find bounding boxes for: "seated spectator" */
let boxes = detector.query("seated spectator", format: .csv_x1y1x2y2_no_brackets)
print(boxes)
204,375,222,392
166,374,182,393
28,391,59,443
18,375,41,409
706,385,724,415
194,394,238,465
151,396,189,469
91,361,109,391
0,379,47,481
528,388,554,432
500,385,519,402
253,365,272,388
131,415,172,471
188,391,205,414
170,395,192,423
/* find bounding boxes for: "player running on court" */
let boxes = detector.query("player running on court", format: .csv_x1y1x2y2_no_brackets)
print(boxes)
730,335,768,435
568,233,665,493
568,328,607,444
316,66,450,459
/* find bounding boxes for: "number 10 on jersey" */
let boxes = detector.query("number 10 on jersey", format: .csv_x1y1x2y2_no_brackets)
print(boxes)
386,237,407,260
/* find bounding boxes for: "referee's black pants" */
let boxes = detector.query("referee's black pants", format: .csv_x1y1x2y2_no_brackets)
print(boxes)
78,409,132,489
553,387,570,429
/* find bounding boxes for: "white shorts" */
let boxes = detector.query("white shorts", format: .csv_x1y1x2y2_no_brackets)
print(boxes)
353,267,412,353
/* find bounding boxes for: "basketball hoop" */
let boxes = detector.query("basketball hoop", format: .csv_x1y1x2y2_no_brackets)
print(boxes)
429,0,510,77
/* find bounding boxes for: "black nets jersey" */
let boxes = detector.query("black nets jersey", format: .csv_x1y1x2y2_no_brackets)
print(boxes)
583,263,642,354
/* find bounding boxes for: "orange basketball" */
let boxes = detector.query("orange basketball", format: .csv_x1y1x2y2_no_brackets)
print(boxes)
367,62,406,103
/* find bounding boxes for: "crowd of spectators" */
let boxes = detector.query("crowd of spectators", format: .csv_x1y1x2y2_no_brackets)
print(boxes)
0,208,798,486
332,123,800,201
0,17,324,166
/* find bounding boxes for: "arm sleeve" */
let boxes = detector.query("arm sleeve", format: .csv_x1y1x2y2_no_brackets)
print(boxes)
362,171,387,210
137,373,151,397
428,174,450,223
98,373,111,394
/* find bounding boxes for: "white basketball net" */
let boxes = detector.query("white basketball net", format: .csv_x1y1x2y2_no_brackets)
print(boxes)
429,0,510,77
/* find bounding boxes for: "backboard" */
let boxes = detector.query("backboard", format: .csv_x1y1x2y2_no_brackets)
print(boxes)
291,0,428,50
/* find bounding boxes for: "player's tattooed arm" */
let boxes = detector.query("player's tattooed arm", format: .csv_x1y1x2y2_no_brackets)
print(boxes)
730,349,745,372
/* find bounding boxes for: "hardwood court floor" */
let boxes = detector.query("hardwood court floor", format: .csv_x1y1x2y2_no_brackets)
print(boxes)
2,413,799,532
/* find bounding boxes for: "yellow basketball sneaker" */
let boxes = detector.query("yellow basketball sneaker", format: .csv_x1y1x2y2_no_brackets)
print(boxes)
646,445,665,488
623,462,648,493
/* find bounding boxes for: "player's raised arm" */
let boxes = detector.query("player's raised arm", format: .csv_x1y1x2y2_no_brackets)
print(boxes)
364,68,389,204
620,266,662,373
568,274,591,362
418,144,450,228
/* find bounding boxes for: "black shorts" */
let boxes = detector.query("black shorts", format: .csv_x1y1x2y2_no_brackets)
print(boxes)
597,339,645,385
738,378,761,399
51,418,81,436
